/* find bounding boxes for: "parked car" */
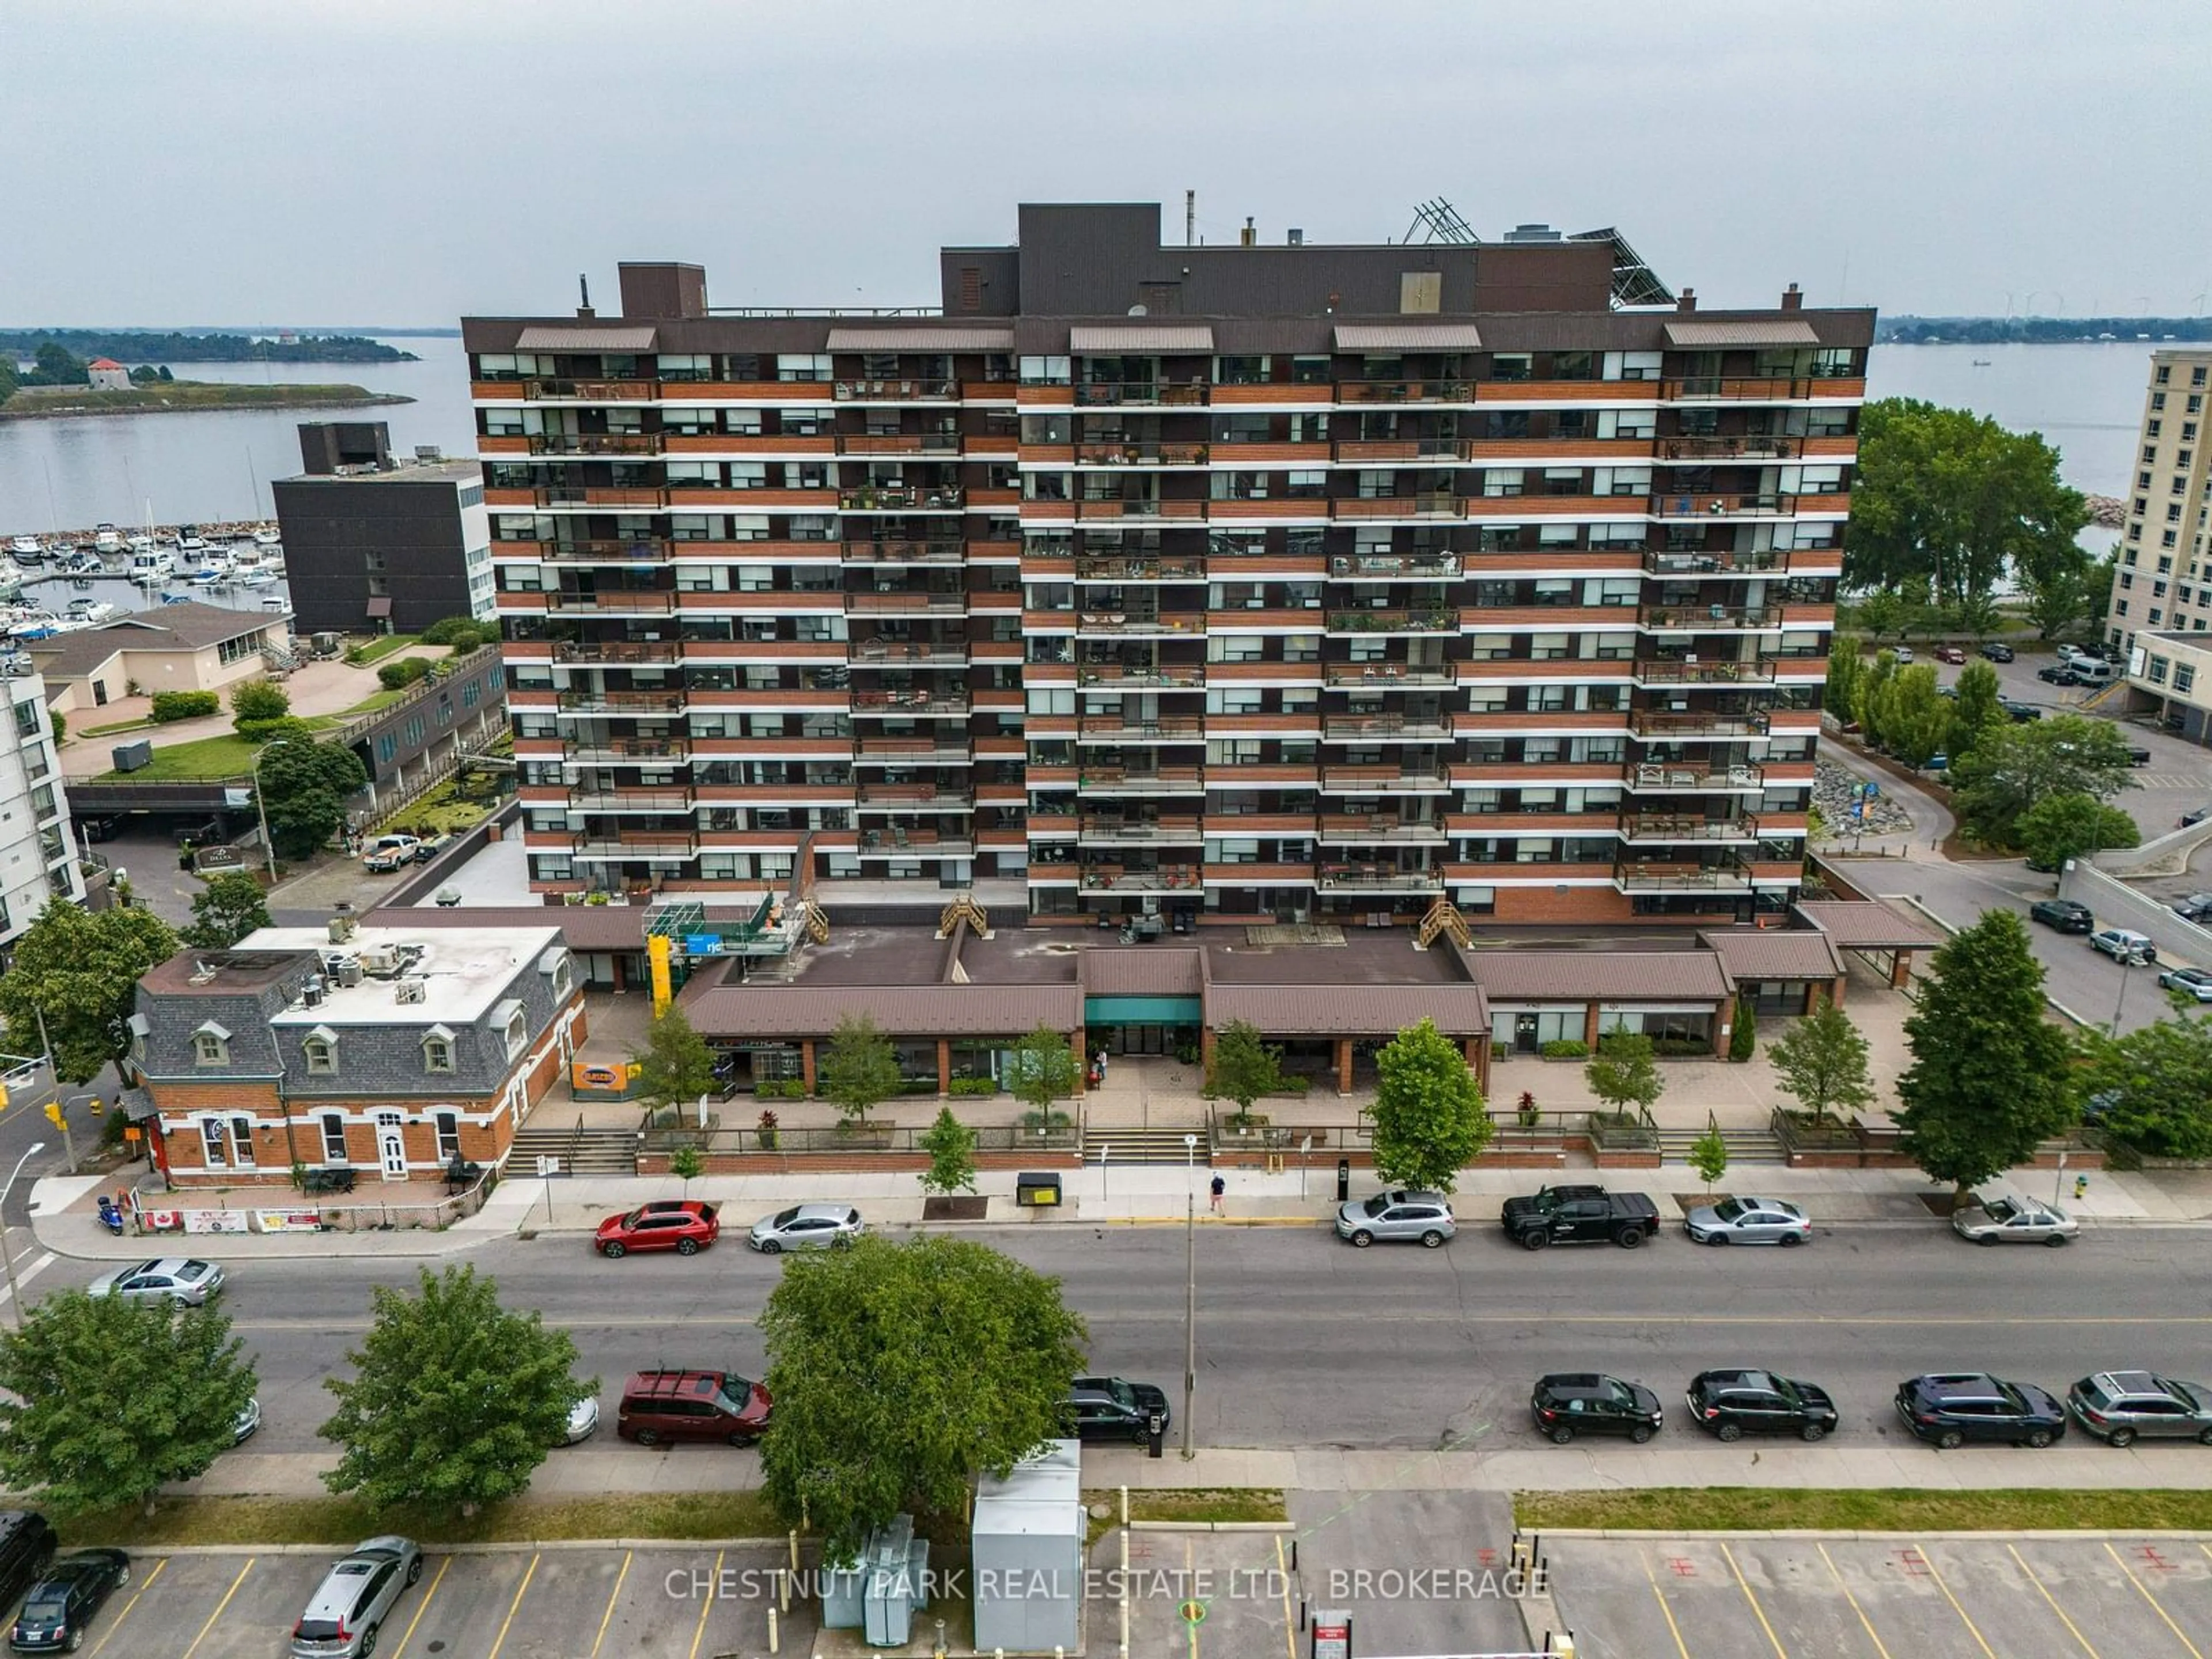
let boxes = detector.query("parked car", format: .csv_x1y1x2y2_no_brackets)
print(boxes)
615,1369,772,1446
234,1397,263,1444
1685,1369,1838,1443
2029,898,2094,934
2170,893,2212,922
1894,1372,2067,1449
290,1537,423,1659
10,1550,130,1654
2001,700,2043,722
85,1257,225,1306
1921,753,1949,774
1531,1374,1664,1444
2128,745,2153,766
1336,1190,1456,1248
358,834,419,865
2066,1370,2212,1447
1979,642,2016,663
2157,966,2212,1003
596,1199,721,1258
1891,646,1916,664
1934,645,1967,664
1501,1185,1661,1251
408,834,454,863
1066,1376,1171,1444
2037,663,2078,685
1683,1196,1812,1247
562,1394,600,1445
2089,928,2157,964
0,1516,57,1640
2182,805,2212,828
1950,1191,2079,1247
362,844,415,874
747,1204,864,1253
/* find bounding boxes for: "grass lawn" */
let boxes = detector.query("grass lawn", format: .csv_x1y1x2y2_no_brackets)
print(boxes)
64,1490,785,1548
93,732,259,782
1515,1487,2212,1533
372,771,507,837
1082,1487,1287,1545
348,633,421,665
337,686,410,717
81,718,157,738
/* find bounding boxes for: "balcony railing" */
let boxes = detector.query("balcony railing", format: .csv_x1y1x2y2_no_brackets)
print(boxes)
537,538,669,563
839,484,965,510
1629,709,1770,738
855,738,971,760
1660,377,1813,402
562,737,690,760
526,433,662,456
556,690,688,714
1074,442,1210,465
1076,611,1202,635
1078,816,1203,842
1077,555,1207,581
844,590,968,615
1071,497,1207,521
850,638,968,663
1639,604,1779,630
1077,766,1204,792
1627,762,1765,791
567,790,695,812
1322,713,1454,739
1074,382,1210,407
843,538,964,564
523,378,656,401
546,591,676,614
1620,813,1760,842
1333,437,1464,462
1077,715,1205,740
857,783,973,808
1324,662,1454,687
1076,663,1205,689
1317,863,1445,891
1643,548,1787,577
1080,865,1203,890
1317,814,1446,842
1321,766,1450,790
850,688,969,714
1650,493,1798,520
553,641,683,665
530,487,667,509
1335,380,1475,404
1327,608,1460,633
1332,495,1467,520
1328,553,1463,579
1613,855,1752,891
1657,434,1801,461
857,829,973,855
1634,657,1776,685
834,380,957,401
569,834,700,861
836,433,962,455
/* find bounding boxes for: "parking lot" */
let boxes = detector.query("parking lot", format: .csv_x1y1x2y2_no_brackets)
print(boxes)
1552,1533,2212,1659
54,1542,802,1659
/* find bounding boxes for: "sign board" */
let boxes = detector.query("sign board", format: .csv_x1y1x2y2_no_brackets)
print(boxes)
253,1210,324,1234
140,1209,183,1232
181,1209,249,1234
1310,1609,1351,1659
536,1155,562,1178
1863,781,1879,799
223,787,254,809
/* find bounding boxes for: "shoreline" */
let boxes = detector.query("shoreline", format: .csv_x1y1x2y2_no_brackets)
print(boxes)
0,388,414,423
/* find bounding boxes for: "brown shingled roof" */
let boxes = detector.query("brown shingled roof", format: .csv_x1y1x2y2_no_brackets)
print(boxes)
1081,948,1203,997
1208,982,1489,1037
1698,929,1846,982
1792,899,1946,950
1467,949,1734,1002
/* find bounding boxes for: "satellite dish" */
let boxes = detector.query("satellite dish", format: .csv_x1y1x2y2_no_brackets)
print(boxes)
1127,304,1148,316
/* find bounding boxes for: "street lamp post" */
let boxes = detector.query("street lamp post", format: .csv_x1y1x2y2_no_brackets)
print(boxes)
2113,949,2148,1033
1181,1132,1198,1462
1,1142,49,1325
249,736,304,880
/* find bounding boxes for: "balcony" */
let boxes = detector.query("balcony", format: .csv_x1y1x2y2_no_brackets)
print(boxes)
1077,765,1204,793
857,783,972,809
854,737,971,762
1620,813,1760,843
1324,662,1453,688
1333,437,1463,463
522,378,656,401
1321,713,1454,740
1639,604,1779,631
843,538,964,564
1074,442,1210,465
1317,863,1445,892
567,789,695,812
1321,764,1450,791
553,640,683,666
1643,548,1786,578
1613,855,1752,891
1076,610,1202,636
1650,493,1798,520
839,484,965,510
569,834,700,861
1660,377,1811,402
1318,814,1446,843
546,591,677,615
836,433,961,456
834,380,957,401
850,638,968,665
536,538,670,563
1630,709,1770,738
1077,715,1205,741
1335,380,1475,404
1657,435,1801,461
526,433,662,456
1326,608,1460,634
1634,657,1776,686
1080,864,1203,891
1328,552,1462,579
851,688,970,715
1627,762,1765,792
530,486,668,509
1332,495,1467,521
845,590,968,616
1071,498,1207,522
1076,662,1205,690
1074,382,1210,408
1076,555,1206,581
1077,815,1203,843
562,736,691,761
556,690,687,714
856,828,974,857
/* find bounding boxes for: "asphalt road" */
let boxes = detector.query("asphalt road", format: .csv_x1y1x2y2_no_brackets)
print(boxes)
40,1222,2212,1458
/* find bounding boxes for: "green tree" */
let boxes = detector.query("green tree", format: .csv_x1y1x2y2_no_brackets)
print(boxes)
1768,1003,1877,1125
0,358,18,407
31,342,86,385
0,902,180,1082
1368,1018,1491,1193
128,363,160,385
1942,589,2003,639
1687,1118,1729,1193
2077,1015,2212,1158
1205,1019,1282,1128
759,1234,1087,1559
1850,647,1897,733
1947,714,2138,849
1844,397,2090,607
1853,588,1911,643
1586,1031,1665,1124
668,1145,704,1194
229,677,291,737
1007,1023,1078,1115
1729,997,1757,1062
918,1107,978,1196
255,722,368,859
1868,663,1950,764
630,1002,719,1126
1824,635,1864,732
2024,550,2106,643
2014,792,2141,869
1895,910,2075,1199
1946,659,2006,761
181,868,272,950
0,1290,256,1517
321,1265,590,1517
820,1013,902,1123
157,365,173,382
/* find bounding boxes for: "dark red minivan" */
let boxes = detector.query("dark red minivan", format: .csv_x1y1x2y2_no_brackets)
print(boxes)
616,1370,773,1446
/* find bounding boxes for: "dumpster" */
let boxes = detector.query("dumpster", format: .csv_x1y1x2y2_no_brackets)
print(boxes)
1016,1172,1063,1208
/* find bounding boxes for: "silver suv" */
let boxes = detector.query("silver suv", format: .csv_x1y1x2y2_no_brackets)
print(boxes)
2067,1371,2212,1447
291,1537,422,1658
1335,1191,1456,1248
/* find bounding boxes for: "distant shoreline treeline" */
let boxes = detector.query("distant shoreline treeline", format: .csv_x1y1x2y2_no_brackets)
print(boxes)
1878,316,2212,345
0,329,419,363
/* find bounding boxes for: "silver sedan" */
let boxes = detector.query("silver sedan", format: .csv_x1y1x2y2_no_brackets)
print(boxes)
1952,1192,2079,1247
1684,1196,1811,1246
748,1204,865,1253
86,1257,227,1305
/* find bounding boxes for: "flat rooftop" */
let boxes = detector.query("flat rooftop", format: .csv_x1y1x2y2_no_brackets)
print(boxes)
278,458,480,486
244,923,562,1027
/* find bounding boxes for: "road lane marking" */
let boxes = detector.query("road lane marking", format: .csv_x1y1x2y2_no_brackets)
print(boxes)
1273,1535,1296,1659
0,1250,55,1312
1719,1542,1789,1659
685,1548,724,1659
1914,1543,1998,1659
485,1552,539,1659
227,1310,2212,1332
391,1554,449,1658
590,1551,632,1659
2005,1544,2101,1659
2107,1541,2207,1659
1637,1548,1694,1659
180,1559,253,1659
1816,1543,1895,1659
86,1556,166,1659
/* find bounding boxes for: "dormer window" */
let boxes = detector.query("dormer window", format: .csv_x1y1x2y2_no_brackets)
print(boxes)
422,1023,456,1074
506,1009,528,1060
302,1025,339,1075
192,1021,231,1067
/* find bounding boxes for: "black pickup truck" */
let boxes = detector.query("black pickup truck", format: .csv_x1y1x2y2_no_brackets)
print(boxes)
1500,1185,1662,1251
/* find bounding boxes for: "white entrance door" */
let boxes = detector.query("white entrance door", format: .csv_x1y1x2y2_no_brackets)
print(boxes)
376,1113,408,1180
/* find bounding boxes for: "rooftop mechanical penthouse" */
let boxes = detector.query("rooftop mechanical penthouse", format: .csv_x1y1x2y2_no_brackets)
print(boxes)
466,202,1870,927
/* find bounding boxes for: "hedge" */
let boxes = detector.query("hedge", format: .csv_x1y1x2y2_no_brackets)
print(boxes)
149,691,221,722
377,657,434,691
1539,1039,1589,1059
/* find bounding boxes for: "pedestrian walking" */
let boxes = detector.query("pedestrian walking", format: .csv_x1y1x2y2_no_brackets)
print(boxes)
1209,1173,1225,1214
1096,1048,1109,1082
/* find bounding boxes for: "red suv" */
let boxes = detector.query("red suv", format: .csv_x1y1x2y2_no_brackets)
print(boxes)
595,1200,720,1259
616,1370,773,1446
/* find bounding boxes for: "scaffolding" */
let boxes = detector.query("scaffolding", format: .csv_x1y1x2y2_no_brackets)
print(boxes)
644,893,824,959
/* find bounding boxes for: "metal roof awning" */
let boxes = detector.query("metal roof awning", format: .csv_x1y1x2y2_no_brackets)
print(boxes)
1068,325,1216,355
1333,324,1485,351
365,597,393,619
514,325,659,353
1663,320,1821,349
825,327,1015,351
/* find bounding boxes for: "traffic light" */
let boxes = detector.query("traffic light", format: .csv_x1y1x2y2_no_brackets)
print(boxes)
43,1101,65,1131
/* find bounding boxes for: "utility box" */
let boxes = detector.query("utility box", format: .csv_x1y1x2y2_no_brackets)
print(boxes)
972,1440,1084,1656
1016,1172,1062,1208
819,1514,930,1646
111,740,153,773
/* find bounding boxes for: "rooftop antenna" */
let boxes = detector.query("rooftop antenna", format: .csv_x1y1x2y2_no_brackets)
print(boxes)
1185,189,1195,248
1403,198,1480,245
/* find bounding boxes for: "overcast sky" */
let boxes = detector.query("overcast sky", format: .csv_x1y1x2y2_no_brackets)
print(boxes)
3,0,2205,328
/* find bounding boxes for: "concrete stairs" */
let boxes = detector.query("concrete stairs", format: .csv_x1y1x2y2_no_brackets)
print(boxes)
510,1120,639,1178
1086,1126,1209,1166
1654,1125,1786,1166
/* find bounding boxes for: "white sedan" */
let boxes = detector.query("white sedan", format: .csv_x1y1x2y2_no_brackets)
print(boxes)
1951,1193,2080,1247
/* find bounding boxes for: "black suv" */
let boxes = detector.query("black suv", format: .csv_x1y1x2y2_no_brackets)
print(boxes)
1531,1374,1663,1444
2067,1371,2212,1447
1687,1369,1838,1443
0,1512,57,1624
1066,1376,1170,1444
1979,642,2016,663
1894,1372,2066,1449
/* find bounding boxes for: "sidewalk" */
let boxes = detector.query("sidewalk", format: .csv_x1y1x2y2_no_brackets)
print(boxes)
31,1158,2211,1262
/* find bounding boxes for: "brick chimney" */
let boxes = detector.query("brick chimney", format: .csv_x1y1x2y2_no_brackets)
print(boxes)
1781,282,1803,311
1676,287,1698,313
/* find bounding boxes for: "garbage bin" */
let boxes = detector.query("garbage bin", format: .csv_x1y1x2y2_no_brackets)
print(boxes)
1336,1159,1351,1203
1016,1172,1063,1208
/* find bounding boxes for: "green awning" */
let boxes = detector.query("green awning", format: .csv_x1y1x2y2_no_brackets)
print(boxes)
1084,995,1203,1025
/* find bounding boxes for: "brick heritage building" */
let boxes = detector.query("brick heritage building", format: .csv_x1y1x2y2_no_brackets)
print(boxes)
466,203,1869,929
128,921,585,1188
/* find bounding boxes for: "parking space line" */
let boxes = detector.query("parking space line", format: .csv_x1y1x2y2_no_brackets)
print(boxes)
180,1559,254,1659
391,1554,450,1658
589,1551,632,1659
484,1552,539,1659
1816,1544,1895,1659
85,1557,166,1659
685,1548,725,1659
1914,1544,1999,1659
1718,1542,1789,1659
1274,1535,1296,1659
2003,1544,2101,1659
1637,1548,1694,1659
2107,1542,2208,1659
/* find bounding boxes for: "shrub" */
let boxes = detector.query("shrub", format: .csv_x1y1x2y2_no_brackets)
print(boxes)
47,710,63,746
229,679,291,724
1729,997,1758,1062
149,691,221,722
949,1076,999,1096
1652,1037,1714,1058
234,718,289,744
755,1078,808,1100
1539,1039,1588,1059
1021,1108,1073,1132
420,616,488,647
343,646,368,666
377,656,434,691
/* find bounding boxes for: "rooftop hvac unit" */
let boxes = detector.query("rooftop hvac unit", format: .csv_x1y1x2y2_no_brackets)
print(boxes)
336,957,365,988
357,944,400,978
111,739,153,772
394,978,427,1005
302,979,325,1007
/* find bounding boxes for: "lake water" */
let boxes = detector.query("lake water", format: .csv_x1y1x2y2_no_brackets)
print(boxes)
0,333,2164,536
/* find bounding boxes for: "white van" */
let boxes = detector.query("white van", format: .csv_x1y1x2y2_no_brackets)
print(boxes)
2070,658,2118,688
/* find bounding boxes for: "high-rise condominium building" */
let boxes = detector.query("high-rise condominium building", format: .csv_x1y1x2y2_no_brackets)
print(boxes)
465,203,1869,928
2104,350,2212,738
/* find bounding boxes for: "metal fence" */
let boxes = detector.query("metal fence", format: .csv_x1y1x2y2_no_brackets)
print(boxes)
646,1123,1081,1156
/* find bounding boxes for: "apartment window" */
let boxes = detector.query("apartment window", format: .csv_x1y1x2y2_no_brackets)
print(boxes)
778,353,831,381
2149,420,2163,437
12,699,40,738
2149,657,2170,684
1214,356,1269,385
1018,355,1072,385
2158,365,2173,385
200,1119,229,1167
2195,366,2209,387
2176,665,2196,694
2154,392,2168,411
506,1009,529,1060
423,1033,455,1073
435,1112,463,1162
320,1114,348,1162
1290,356,1332,385
1491,354,1533,382
193,1024,230,1066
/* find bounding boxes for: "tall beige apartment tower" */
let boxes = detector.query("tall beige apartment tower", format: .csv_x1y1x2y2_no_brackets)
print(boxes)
2104,349,2212,737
